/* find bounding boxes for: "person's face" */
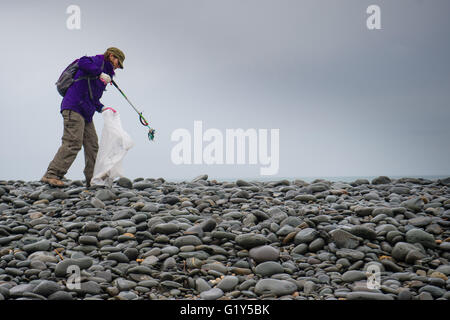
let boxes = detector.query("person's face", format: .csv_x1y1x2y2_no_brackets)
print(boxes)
109,54,119,70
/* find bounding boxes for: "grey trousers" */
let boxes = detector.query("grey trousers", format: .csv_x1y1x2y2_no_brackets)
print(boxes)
44,110,99,184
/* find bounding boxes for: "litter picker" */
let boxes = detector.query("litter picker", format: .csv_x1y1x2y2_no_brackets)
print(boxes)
111,79,156,141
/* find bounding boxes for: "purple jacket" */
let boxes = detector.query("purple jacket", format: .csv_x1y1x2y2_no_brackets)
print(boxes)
61,54,115,123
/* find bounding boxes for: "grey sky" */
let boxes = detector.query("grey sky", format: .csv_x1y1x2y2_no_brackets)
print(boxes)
1,0,449,182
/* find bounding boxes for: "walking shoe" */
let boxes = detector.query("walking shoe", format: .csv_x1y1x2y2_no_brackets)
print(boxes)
41,176,65,187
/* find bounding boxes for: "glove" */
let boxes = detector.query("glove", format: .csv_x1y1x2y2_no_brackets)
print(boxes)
99,72,111,85
102,107,116,113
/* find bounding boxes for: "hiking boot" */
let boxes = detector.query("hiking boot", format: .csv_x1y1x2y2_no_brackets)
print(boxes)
41,176,65,187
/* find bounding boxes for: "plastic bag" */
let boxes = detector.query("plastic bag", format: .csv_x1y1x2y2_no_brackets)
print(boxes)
91,110,134,187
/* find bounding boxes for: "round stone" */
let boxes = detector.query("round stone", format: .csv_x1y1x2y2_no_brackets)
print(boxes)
74,281,102,295
255,261,284,277
294,228,318,244
392,242,422,262
440,242,450,251
398,289,413,300
48,291,74,300
106,252,130,263
405,229,435,248
342,270,367,282
174,235,202,247
371,176,391,185
151,223,180,235
54,258,93,277
95,189,115,201
402,197,424,212
347,292,394,300
254,279,297,296
336,249,365,261
309,238,325,252
32,280,61,297
195,278,211,293
235,233,267,249
409,216,432,227
23,240,51,253
217,276,239,292
117,177,133,188
90,197,105,209
98,227,118,240
115,278,137,291
249,245,279,263
78,235,98,246
349,226,377,240
200,288,224,300
418,285,446,298
160,195,180,205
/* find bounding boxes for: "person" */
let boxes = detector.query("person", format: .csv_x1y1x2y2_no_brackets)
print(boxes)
41,47,125,188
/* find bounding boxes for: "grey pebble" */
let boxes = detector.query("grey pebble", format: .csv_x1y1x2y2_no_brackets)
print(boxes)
200,288,224,300
54,258,93,277
235,233,267,249
294,228,318,244
346,292,394,300
405,228,436,248
174,235,202,247
342,270,367,282
22,240,51,253
48,291,73,300
32,280,61,297
196,278,212,293
217,276,239,292
254,279,297,296
98,227,118,240
249,245,279,263
255,261,284,277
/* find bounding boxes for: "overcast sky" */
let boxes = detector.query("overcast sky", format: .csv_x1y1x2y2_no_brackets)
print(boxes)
0,0,449,182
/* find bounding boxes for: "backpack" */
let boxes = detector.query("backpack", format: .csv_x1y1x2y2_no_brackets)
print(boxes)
55,58,105,99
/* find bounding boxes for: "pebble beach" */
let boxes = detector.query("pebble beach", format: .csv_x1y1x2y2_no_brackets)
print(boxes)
0,175,449,300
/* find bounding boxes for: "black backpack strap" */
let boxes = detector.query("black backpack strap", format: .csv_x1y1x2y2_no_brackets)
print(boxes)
74,59,106,100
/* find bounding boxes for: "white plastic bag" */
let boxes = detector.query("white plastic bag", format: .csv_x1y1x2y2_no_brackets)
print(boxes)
91,110,134,187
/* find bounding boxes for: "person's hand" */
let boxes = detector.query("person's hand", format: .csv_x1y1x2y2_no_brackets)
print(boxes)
102,107,116,113
99,72,111,85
